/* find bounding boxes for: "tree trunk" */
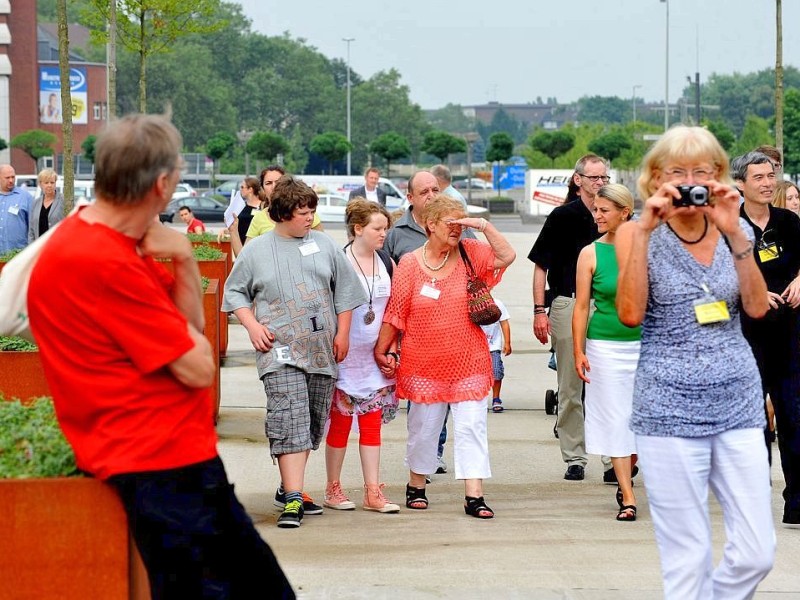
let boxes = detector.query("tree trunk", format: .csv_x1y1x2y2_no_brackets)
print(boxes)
775,0,784,161
107,0,117,119
138,9,146,113
56,0,74,214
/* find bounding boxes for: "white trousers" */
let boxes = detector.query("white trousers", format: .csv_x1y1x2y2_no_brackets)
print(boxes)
637,429,775,600
406,399,491,480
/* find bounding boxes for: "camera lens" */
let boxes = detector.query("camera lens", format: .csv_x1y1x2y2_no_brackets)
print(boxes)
689,186,708,206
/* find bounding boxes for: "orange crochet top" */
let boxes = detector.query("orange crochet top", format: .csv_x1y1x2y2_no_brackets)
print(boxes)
383,238,506,404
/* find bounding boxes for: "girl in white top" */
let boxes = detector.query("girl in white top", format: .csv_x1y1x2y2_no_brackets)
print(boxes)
323,198,400,513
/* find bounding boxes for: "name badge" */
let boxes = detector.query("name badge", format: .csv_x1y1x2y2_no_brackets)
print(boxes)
299,240,320,256
693,283,730,325
758,243,779,263
7,205,19,216
375,282,390,298
693,299,730,325
420,284,440,300
273,345,293,363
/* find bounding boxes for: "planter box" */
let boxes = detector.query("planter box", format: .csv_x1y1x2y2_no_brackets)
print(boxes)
0,477,150,599
160,254,229,359
203,279,221,422
0,351,51,403
479,198,516,214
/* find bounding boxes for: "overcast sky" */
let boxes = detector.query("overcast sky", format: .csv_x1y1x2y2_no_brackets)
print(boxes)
236,0,798,110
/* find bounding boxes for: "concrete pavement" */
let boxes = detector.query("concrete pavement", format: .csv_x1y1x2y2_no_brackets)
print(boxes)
214,218,800,599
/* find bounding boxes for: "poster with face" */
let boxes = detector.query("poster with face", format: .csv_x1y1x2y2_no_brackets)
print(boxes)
39,66,88,124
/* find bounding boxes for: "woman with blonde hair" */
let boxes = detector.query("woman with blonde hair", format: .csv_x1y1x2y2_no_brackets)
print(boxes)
323,198,400,513
772,180,800,216
572,183,641,521
374,194,515,518
615,126,774,598
28,168,64,242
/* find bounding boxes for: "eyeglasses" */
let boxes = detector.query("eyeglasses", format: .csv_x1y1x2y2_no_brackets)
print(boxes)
663,168,715,181
579,174,610,183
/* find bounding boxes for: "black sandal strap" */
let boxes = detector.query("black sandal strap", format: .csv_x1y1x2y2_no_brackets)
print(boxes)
464,495,494,519
405,484,428,509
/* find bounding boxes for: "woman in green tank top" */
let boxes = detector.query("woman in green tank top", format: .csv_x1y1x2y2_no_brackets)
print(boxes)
572,184,642,521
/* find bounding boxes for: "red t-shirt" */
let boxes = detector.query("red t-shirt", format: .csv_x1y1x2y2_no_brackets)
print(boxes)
28,214,218,479
383,238,505,403
187,218,206,234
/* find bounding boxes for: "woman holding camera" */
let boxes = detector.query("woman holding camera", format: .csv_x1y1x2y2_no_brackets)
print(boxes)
615,126,774,599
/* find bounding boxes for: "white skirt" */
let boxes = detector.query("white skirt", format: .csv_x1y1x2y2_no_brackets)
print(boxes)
584,338,640,457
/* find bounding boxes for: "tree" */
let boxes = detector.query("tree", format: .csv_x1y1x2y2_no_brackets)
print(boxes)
57,0,74,212
776,0,784,160
369,131,411,176
427,103,475,134
577,96,630,124
528,130,575,166
486,132,515,196
246,131,289,164
732,115,774,156
0,138,7,152
421,130,466,163
309,132,352,174
84,0,223,112
477,108,527,144
781,88,800,174
703,119,736,151
11,130,57,162
81,134,97,164
587,130,632,163
205,131,237,186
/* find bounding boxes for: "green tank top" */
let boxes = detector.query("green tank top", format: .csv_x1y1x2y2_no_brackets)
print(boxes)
586,242,642,341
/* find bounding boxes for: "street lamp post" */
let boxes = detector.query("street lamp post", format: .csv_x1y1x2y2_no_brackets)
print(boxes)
661,0,669,131
342,37,355,176
632,84,642,127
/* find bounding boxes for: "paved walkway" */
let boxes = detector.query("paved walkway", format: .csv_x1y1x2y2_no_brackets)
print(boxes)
215,221,800,599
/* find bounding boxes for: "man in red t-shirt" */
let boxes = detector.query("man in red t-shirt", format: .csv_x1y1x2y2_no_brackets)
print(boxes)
28,114,294,599
179,205,206,233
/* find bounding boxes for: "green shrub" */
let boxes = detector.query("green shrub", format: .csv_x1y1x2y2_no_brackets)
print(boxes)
0,336,37,352
0,248,23,262
0,397,80,478
187,232,218,243
192,244,224,261
201,276,210,291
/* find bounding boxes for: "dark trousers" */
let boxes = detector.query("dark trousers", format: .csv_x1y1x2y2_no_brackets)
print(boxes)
109,456,295,600
743,306,800,521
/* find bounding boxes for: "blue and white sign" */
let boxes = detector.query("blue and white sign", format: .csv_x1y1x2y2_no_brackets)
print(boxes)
491,165,527,190
39,66,88,124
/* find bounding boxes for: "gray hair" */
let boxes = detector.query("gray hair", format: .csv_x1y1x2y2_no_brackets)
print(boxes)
731,151,773,182
429,164,452,184
94,114,182,205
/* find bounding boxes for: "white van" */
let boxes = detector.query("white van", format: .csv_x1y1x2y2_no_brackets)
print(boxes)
295,175,406,210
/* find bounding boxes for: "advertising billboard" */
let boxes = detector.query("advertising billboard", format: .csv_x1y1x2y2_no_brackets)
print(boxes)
39,66,88,125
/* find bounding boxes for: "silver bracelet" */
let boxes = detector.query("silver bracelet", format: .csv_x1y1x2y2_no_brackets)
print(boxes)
732,240,754,260
479,218,487,233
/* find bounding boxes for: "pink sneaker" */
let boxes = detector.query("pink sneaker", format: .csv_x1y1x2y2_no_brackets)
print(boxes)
363,483,400,513
323,480,355,510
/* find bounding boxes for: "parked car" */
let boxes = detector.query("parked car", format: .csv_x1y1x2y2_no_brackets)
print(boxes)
453,178,493,190
171,182,198,201
160,194,226,223
315,193,349,223
213,180,240,197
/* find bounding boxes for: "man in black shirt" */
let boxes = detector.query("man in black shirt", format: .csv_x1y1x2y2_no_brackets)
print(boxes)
528,154,611,481
734,151,800,528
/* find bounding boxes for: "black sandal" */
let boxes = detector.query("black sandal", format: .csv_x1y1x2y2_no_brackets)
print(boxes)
616,505,637,522
405,484,428,510
464,496,494,519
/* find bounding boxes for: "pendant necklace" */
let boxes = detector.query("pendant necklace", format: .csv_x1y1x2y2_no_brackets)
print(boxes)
351,246,376,325
421,240,450,271
667,215,708,245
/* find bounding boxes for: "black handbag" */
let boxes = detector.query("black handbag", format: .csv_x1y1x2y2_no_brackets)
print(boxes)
458,242,501,326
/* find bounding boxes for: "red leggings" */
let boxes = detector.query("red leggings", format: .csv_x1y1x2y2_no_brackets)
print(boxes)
326,408,382,448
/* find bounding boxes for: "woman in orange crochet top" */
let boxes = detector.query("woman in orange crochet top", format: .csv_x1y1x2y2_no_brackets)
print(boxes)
374,195,516,518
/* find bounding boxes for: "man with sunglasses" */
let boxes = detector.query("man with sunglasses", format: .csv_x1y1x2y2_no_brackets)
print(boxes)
734,150,800,530
528,154,615,482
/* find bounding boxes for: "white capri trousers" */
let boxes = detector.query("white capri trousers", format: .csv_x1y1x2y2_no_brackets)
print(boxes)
636,428,775,600
406,398,491,480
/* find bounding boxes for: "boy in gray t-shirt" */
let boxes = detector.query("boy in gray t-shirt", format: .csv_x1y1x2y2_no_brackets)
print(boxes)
223,176,366,528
